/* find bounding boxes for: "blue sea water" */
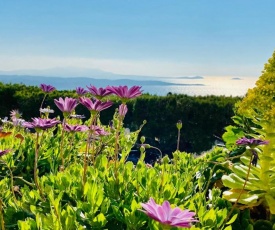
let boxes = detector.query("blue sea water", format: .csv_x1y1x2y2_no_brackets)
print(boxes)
141,76,258,97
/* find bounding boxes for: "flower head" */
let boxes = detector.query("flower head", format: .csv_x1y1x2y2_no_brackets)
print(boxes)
86,85,112,99
23,118,60,130
54,97,78,115
40,84,56,93
79,97,113,113
90,125,109,136
10,110,22,120
76,87,88,96
106,85,142,101
64,124,89,132
1,117,8,123
13,118,25,127
236,137,269,147
236,137,269,166
0,149,11,157
119,104,128,118
140,198,198,228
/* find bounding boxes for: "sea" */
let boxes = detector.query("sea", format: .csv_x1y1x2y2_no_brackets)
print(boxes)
141,76,258,97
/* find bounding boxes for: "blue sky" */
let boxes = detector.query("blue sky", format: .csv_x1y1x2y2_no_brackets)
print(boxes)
0,0,274,77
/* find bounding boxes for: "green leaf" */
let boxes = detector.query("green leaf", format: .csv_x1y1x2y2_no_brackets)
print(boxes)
223,226,232,230
265,194,275,214
226,213,238,225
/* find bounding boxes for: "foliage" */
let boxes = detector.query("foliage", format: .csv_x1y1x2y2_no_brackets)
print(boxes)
237,50,275,120
0,82,239,154
221,49,275,229
0,85,239,229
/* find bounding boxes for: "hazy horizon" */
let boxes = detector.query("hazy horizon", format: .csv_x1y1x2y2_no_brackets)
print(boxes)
0,1,275,79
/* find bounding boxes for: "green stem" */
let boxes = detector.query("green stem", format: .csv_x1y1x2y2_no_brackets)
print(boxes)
114,116,122,184
82,113,97,186
150,146,163,159
177,128,180,151
59,118,66,171
40,94,47,117
34,132,44,200
203,164,217,196
0,198,5,230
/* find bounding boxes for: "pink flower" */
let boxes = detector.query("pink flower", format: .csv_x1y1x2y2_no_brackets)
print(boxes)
76,87,88,96
90,125,109,136
141,198,198,228
10,109,22,120
23,118,60,130
64,124,89,132
106,85,142,101
40,84,55,93
54,97,78,114
86,85,112,99
119,104,128,117
236,137,269,147
79,97,113,113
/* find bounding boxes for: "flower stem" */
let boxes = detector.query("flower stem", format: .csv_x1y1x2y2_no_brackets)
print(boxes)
40,94,47,117
82,113,96,186
177,128,180,151
59,118,66,171
0,198,5,230
114,115,122,183
34,132,44,199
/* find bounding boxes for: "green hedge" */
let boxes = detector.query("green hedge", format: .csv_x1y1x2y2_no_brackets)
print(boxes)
0,82,240,153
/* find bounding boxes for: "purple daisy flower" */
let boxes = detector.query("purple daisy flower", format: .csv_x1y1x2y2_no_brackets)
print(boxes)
86,85,112,99
119,104,128,118
23,118,60,130
90,125,109,136
236,137,269,147
236,137,269,166
40,84,56,93
76,87,88,96
140,198,198,228
64,124,89,132
54,97,78,114
106,85,142,101
79,97,113,113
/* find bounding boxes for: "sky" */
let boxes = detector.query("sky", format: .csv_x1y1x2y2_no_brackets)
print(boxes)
0,0,275,78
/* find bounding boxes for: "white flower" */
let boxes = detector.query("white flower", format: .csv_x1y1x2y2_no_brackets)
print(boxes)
40,108,54,114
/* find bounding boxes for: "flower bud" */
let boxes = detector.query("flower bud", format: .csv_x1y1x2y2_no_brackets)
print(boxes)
140,145,146,153
119,104,128,117
140,136,146,143
162,155,170,164
176,120,182,130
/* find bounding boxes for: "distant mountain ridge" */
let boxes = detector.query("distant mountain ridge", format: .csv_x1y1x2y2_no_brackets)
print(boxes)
0,75,204,90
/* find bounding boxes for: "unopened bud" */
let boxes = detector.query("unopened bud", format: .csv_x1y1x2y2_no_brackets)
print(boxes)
176,120,182,130
140,136,146,143
140,145,146,153
162,155,170,164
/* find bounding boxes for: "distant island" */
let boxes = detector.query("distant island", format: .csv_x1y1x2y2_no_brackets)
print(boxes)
231,77,242,80
0,75,205,90
176,76,204,79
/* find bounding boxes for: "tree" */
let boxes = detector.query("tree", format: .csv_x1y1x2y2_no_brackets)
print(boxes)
237,50,275,120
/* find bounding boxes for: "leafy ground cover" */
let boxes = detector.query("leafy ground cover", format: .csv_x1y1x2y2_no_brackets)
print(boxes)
1,50,275,229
